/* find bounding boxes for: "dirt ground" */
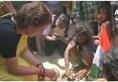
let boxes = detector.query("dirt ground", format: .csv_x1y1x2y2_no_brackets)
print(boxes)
34,51,66,81
34,51,107,81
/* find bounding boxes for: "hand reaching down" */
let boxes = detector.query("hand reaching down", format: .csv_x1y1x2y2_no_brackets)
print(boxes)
76,68,88,80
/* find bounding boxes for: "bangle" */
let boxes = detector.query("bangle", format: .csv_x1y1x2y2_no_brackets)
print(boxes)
36,63,45,76
40,66,45,76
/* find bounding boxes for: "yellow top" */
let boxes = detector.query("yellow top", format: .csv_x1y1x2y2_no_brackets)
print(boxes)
0,34,37,81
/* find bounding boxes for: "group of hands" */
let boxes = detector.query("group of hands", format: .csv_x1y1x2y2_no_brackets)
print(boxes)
66,68,89,81
36,61,89,81
37,63,59,81
37,64,89,81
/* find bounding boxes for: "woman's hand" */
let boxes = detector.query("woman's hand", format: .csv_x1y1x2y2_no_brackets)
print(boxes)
36,63,45,81
36,63,44,70
44,68,59,81
38,67,59,81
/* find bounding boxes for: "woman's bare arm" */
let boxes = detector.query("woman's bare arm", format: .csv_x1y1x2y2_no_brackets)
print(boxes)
4,57,43,76
21,45,40,66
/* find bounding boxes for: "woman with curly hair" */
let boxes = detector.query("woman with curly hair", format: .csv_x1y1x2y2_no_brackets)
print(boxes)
0,2,59,81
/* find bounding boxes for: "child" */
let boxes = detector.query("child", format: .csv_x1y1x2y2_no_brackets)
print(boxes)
87,4,112,81
96,4,112,51
43,13,70,57
64,22,96,80
100,3,118,80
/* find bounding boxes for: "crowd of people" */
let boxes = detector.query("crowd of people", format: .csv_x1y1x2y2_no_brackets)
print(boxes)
0,1,118,81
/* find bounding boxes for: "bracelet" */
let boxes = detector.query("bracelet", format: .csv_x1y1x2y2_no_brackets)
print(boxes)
40,66,45,76
36,63,45,76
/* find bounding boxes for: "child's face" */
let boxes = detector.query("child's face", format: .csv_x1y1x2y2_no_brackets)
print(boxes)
76,34,88,44
97,10,107,23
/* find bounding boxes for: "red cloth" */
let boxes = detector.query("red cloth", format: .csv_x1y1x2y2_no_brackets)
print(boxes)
99,24,111,53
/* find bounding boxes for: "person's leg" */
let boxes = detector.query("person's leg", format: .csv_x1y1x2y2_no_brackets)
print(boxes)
43,40,56,56
35,35,46,56
57,40,67,57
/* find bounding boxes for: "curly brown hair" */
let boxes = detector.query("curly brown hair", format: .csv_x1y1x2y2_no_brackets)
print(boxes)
14,2,52,28
75,22,94,38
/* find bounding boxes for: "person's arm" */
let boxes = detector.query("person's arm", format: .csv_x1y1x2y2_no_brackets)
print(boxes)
4,57,43,76
4,1,16,14
5,56,58,80
92,36,99,45
17,45,59,80
21,44,40,66
42,25,56,41
64,41,75,77
63,1,72,17
45,35,56,41
76,48,94,80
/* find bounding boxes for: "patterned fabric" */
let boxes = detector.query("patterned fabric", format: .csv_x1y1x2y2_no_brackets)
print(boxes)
0,1,13,17
69,37,95,67
73,1,102,22
43,1,66,16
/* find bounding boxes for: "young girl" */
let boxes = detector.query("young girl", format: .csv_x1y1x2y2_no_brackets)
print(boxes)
97,4,112,52
87,4,113,81
99,3,118,81
64,22,96,80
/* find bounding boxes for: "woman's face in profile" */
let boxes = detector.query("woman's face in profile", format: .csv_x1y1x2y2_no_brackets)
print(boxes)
23,24,48,37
